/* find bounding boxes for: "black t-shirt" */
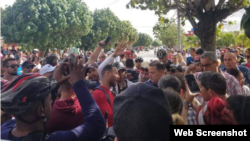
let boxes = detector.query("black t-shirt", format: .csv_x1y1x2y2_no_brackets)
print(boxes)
165,60,173,72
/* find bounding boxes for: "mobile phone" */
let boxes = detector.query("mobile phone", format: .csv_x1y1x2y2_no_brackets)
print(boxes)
104,36,111,45
185,74,200,93
63,54,76,76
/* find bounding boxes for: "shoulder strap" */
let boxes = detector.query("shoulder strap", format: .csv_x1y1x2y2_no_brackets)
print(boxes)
95,86,111,106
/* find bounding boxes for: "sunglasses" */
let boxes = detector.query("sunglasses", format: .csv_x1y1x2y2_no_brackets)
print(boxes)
6,64,19,69
246,55,250,59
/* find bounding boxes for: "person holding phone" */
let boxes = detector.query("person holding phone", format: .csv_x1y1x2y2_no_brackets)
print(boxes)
183,72,235,124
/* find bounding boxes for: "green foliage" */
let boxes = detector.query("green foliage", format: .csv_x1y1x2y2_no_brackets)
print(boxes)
153,22,185,48
1,0,93,51
81,8,121,50
185,36,200,47
133,33,153,47
241,7,250,39
236,34,250,47
216,32,236,48
152,39,162,47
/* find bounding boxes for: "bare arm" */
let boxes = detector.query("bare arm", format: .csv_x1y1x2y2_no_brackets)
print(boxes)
86,42,103,64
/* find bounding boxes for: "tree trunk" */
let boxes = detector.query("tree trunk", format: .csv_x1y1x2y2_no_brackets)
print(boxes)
194,14,217,52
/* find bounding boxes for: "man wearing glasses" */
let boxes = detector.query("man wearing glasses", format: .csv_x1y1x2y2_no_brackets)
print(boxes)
22,61,35,74
1,58,18,89
194,51,243,96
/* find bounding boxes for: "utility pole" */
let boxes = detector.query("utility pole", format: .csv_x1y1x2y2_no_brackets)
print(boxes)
177,10,181,50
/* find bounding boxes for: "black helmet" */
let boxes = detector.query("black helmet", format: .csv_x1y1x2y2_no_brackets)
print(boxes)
135,57,143,62
113,62,126,71
1,74,56,115
196,48,204,55
157,49,167,59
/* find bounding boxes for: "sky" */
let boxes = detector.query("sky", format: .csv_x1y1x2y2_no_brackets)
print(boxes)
0,0,245,38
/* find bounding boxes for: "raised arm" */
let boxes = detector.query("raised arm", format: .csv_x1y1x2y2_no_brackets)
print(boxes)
86,40,105,64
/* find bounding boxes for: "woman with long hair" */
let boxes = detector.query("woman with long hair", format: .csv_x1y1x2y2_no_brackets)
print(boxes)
177,53,186,66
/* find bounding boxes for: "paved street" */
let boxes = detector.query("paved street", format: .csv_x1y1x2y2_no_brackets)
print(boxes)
136,49,158,62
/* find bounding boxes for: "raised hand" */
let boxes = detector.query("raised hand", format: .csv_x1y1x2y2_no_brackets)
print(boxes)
113,42,128,57
68,55,88,86
184,82,200,103
53,62,70,84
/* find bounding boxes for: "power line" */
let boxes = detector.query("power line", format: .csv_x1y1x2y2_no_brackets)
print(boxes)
106,0,121,7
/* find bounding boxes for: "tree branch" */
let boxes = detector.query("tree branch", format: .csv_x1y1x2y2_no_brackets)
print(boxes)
186,12,197,28
216,0,225,10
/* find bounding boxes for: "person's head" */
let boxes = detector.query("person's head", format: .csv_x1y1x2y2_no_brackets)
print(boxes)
40,64,56,78
245,48,250,63
200,51,218,72
196,48,204,56
22,61,35,74
113,83,173,141
169,64,182,75
204,97,235,125
32,49,39,57
113,62,126,83
87,63,99,81
34,57,41,64
1,74,54,131
234,49,240,56
135,57,143,69
158,75,181,93
157,49,168,63
124,51,130,59
3,58,18,76
162,88,183,115
226,95,250,124
149,61,166,84
140,62,150,82
190,48,196,57
173,73,186,94
120,54,125,60
53,48,57,54
227,69,245,87
131,50,135,55
1,60,5,75
62,53,68,60
182,49,186,55
177,53,184,62
220,54,225,65
125,58,134,69
99,53,106,63
46,55,58,66
198,72,227,101
225,48,231,53
102,64,118,87
18,51,23,58
224,53,238,69
171,54,178,64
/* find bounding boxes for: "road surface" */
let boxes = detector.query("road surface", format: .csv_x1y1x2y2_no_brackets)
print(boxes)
136,49,158,62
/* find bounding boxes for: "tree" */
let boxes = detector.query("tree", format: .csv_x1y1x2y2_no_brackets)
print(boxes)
185,35,200,47
81,8,121,51
236,33,250,47
216,32,236,48
1,0,93,52
127,0,249,52
133,33,153,47
241,7,250,38
152,39,162,47
153,22,185,48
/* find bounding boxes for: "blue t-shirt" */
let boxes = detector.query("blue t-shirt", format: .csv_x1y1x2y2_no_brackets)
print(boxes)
17,67,22,75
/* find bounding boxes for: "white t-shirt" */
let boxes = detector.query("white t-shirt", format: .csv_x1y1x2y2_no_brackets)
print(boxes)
34,64,41,70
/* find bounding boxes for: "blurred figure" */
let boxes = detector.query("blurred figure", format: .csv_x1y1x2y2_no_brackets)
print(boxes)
177,53,186,66
40,64,56,77
2,58,18,82
98,53,106,65
22,61,35,74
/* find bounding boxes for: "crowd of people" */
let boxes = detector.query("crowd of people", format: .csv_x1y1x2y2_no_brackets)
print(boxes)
1,41,250,141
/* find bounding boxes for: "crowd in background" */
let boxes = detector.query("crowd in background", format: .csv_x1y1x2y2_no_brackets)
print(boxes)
1,41,250,141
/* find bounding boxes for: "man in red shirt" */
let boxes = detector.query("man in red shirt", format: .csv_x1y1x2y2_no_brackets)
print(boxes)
93,64,118,127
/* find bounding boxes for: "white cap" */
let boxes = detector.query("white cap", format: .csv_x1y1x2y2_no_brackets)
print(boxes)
40,64,56,75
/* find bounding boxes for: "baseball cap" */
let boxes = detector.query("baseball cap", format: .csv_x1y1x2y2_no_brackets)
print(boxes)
32,49,39,54
40,64,56,75
124,51,130,55
22,61,35,68
113,83,173,140
86,63,98,73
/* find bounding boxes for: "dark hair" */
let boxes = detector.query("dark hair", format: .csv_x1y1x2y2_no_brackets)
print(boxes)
3,58,16,67
196,48,204,55
226,95,250,124
46,56,58,66
227,69,240,79
158,75,181,93
120,54,124,58
190,48,196,52
125,58,134,68
102,64,113,76
198,72,227,95
204,97,235,125
220,54,224,63
226,48,230,51
163,88,183,115
149,60,166,71
174,73,186,91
